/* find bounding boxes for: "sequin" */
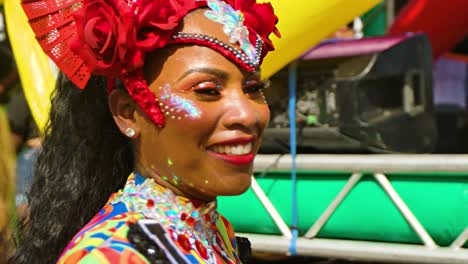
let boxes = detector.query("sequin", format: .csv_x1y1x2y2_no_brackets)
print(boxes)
196,240,209,259
177,234,192,251
186,217,195,226
180,213,188,221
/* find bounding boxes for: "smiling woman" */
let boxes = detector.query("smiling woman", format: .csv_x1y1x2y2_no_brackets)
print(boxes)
12,0,279,263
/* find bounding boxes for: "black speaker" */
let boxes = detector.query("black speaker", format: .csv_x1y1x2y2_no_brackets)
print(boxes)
261,34,436,153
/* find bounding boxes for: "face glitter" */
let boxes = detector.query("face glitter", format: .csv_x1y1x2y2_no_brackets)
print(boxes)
158,84,202,120
260,90,268,104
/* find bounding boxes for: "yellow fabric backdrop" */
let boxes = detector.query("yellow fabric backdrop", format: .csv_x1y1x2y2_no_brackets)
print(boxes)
260,0,380,78
4,0,56,133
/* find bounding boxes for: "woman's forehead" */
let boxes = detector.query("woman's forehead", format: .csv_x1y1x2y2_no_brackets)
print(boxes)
144,8,262,87
149,45,244,85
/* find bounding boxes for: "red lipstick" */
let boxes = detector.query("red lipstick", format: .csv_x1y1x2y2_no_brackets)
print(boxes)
207,151,255,166
206,136,256,166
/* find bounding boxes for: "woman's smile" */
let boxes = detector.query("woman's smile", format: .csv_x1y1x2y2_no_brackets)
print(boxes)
206,136,256,165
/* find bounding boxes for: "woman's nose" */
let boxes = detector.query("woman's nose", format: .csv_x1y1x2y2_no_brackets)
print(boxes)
221,92,259,131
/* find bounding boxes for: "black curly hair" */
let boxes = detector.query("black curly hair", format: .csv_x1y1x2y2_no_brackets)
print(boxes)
11,73,134,263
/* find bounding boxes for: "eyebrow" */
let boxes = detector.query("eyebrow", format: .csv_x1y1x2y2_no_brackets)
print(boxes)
176,67,229,83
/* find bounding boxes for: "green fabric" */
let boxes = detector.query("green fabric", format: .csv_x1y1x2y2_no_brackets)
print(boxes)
362,2,387,37
218,171,468,247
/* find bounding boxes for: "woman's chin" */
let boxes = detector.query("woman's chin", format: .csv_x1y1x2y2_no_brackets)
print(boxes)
215,174,252,197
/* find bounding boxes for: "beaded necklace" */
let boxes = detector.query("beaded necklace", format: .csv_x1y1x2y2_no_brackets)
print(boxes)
110,173,240,264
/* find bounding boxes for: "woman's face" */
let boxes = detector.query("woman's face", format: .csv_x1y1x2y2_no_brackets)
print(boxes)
134,10,270,201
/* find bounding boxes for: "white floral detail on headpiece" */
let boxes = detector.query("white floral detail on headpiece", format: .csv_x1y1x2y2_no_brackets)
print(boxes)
204,0,257,61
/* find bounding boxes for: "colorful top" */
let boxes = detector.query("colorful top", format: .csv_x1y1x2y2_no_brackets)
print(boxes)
58,173,242,264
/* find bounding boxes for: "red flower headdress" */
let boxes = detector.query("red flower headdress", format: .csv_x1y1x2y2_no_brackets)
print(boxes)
22,0,279,127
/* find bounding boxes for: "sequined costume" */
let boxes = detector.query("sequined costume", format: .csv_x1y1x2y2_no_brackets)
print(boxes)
58,173,244,264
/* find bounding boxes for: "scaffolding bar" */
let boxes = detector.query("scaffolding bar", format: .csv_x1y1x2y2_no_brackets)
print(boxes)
451,228,468,250
304,173,363,238
374,173,437,248
254,154,468,173
250,176,292,239
241,233,468,264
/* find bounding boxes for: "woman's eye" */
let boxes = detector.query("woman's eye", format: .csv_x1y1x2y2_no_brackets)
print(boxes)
194,89,221,96
193,81,221,96
244,80,270,94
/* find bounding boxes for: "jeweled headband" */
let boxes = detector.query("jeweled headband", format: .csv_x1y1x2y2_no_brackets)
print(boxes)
21,0,280,127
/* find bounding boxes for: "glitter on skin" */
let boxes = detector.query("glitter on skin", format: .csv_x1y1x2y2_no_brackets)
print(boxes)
168,158,174,166
159,84,202,119
204,180,209,184
162,176,168,181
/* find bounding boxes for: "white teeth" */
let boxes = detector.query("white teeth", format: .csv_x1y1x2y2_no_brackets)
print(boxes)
210,142,253,155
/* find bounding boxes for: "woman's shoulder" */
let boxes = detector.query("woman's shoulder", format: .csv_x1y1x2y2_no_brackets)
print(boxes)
57,203,148,264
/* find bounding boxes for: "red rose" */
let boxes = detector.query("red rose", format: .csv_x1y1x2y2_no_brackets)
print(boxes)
135,0,190,51
71,0,143,76
224,0,280,52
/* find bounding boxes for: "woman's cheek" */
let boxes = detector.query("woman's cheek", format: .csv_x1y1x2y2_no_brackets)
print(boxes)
157,83,202,121
259,104,271,130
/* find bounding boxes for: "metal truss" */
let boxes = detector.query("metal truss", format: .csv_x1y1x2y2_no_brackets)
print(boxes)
242,154,468,264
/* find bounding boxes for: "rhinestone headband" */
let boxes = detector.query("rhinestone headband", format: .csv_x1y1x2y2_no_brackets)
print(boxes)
171,32,263,72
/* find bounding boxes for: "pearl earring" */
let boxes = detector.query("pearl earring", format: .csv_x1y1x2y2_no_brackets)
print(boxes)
125,128,136,138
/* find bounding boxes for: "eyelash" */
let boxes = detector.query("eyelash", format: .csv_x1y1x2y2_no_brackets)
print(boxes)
244,82,265,94
193,81,221,96
192,80,269,96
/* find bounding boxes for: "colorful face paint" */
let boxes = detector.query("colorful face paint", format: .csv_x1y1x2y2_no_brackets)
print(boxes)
158,83,202,120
